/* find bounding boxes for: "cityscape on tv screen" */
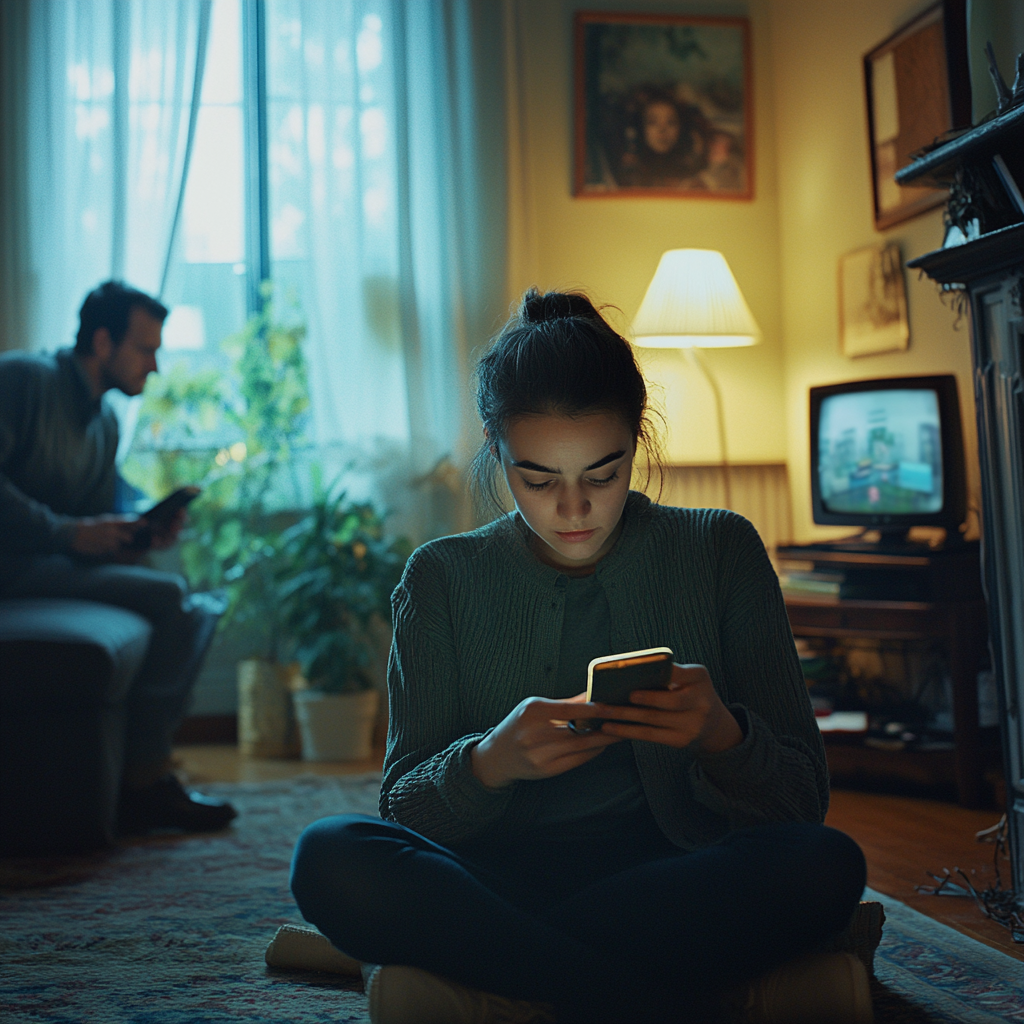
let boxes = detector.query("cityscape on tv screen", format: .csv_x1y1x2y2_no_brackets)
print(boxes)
818,390,943,515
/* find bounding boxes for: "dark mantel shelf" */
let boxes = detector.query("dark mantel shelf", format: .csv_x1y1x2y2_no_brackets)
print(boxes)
893,76,1024,894
907,222,1024,284
895,103,1024,186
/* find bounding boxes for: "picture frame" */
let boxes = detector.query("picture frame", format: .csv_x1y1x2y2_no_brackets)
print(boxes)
574,12,753,199
863,0,971,230
838,243,910,358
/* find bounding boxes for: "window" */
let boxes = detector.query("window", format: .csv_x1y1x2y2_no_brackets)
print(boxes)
161,0,246,362
155,0,411,447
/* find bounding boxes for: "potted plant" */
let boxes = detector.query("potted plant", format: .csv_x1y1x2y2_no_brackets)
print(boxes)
274,476,410,761
121,286,312,756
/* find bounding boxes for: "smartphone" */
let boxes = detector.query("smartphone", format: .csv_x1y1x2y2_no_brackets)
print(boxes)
569,647,674,734
130,486,201,549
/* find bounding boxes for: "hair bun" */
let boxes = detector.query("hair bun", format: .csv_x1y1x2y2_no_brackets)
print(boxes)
520,288,601,326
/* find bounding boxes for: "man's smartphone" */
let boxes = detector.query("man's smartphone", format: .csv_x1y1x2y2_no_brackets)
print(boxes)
569,647,674,734
129,486,201,550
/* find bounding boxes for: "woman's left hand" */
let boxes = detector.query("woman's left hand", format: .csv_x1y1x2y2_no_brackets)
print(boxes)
590,663,744,753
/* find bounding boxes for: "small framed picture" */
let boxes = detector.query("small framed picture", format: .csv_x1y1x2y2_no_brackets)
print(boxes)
838,244,910,358
863,0,971,230
574,12,752,198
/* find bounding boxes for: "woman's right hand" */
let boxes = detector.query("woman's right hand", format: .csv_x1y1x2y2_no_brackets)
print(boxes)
470,693,621,790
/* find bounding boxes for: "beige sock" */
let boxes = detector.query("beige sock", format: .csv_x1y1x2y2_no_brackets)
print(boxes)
264,924,362,977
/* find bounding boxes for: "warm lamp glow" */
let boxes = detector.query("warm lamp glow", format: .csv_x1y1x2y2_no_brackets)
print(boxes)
631,249,761,348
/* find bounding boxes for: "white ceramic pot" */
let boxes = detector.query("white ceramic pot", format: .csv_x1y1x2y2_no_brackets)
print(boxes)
292,688,380,762
237,659,301,758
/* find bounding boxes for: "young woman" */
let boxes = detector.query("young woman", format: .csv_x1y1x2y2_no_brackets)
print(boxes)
614,88,713,188
289,290,869,1024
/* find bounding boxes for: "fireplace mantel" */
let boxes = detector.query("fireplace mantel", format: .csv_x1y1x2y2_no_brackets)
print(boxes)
901,116,1024,916
908,221,1024,283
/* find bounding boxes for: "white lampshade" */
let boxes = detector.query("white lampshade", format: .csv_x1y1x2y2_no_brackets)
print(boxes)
632,249,761,348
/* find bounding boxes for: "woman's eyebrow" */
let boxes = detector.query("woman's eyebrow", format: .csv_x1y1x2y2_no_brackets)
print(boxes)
585,450,626,471
511,450,626,474
511,459,558,473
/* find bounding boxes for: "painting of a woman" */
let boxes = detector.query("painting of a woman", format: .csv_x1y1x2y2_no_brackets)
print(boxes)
576,15,752,198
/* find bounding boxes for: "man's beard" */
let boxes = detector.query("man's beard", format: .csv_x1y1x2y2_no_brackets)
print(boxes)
101,361,137,396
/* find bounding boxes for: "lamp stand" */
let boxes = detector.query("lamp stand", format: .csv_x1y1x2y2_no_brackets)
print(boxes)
684,347,732,510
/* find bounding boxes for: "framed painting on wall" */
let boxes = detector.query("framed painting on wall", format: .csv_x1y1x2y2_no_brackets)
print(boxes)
574,12,752,198
863,0,971,230
839,243,909,358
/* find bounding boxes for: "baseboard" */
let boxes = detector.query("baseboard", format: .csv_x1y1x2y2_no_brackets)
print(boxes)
174,714,237,744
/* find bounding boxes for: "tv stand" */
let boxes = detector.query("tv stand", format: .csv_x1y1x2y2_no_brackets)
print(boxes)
777,539,980,602
778,541,991,806
783,530,967,559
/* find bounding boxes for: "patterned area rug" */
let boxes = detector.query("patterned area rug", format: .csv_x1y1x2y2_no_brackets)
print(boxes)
866,887,1023,1023
1,774,1021,1023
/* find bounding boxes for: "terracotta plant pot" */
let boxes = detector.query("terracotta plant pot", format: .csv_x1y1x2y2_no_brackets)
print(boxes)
292,688,380,761
237,659,301,758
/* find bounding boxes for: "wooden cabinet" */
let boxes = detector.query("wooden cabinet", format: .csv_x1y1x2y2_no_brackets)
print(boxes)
784,591,989,807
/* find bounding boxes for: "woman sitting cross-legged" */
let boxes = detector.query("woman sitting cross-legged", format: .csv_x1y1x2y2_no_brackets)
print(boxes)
287,289,872,1024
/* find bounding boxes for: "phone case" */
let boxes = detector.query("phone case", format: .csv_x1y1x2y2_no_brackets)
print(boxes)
586,647,674,705
569,647,674,734
130,486,201,550
143,486,201,525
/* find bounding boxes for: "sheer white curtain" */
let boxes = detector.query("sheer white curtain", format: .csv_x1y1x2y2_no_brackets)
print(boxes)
0,1,32,355
265,0,506,537
24,0,210,353
16,0,506,539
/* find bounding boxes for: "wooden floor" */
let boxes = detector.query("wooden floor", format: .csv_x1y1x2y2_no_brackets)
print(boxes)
825,788,1020,959
176,744,1022,962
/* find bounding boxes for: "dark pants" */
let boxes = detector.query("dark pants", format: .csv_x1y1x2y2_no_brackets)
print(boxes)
290,814,866,1023
5,555,220,780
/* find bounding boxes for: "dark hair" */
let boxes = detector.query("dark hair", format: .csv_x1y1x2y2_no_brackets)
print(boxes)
471,288,662,512
75,280,168,354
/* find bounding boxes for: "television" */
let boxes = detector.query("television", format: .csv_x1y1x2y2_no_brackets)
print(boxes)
809,375,966,543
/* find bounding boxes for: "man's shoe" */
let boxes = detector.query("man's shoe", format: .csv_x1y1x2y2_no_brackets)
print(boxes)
364,964,556,1024
738,951,874,1023
118,774,237,834
264,924,362,976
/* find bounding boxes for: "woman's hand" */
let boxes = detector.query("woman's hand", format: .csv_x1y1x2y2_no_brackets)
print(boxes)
471,693,621,790
593,663,744,754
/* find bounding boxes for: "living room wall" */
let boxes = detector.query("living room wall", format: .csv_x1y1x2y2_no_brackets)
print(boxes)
511,0,1024,544
769,0,1000,543
506,0,787,467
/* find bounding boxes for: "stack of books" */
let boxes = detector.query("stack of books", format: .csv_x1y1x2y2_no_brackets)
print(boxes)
778,568,845,600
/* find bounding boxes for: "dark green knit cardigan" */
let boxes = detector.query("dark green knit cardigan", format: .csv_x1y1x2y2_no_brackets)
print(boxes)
381,491,828,850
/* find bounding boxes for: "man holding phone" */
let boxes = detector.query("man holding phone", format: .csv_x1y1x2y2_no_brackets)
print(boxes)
0,280,236,834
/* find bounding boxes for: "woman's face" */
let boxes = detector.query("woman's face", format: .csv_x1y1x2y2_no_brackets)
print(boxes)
499,410,635,570
643,101,680,155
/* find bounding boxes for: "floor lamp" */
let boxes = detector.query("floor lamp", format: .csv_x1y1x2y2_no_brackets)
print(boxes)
631,249,761,510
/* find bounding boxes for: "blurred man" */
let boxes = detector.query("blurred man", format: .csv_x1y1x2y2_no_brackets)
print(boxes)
0,281,236,833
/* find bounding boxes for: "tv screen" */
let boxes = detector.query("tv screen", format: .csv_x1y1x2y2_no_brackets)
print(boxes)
810,375,965,535
818,389,943,515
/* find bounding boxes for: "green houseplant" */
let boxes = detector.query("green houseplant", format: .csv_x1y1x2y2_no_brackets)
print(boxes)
122,287,312,756
122,284,311,631
275,479,410,691
273,478,411,760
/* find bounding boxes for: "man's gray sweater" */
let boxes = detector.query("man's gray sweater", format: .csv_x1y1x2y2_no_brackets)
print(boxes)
0,348,118,590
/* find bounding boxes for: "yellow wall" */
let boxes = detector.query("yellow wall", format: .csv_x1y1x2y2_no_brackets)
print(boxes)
770,0,981,542
508,0,787,465
512,0,996,541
